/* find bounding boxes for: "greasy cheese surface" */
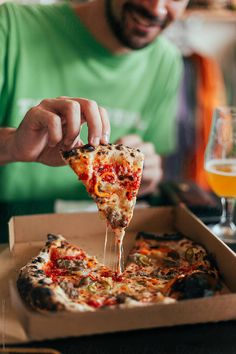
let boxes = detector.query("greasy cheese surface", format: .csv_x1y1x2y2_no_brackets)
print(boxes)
17,233,222,312
64,144,144,230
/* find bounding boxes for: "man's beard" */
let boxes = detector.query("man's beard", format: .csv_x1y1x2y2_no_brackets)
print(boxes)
105,0,170,50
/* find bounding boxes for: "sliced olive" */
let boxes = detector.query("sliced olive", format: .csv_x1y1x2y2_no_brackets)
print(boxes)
87,282,97,293
137,254,150,266
185,247,198,263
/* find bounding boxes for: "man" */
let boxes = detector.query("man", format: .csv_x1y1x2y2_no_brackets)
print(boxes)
0,0,189,201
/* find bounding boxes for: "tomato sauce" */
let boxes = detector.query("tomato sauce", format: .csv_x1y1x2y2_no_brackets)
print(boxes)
79,172,88,181
87,299,102,308
44,247,86,282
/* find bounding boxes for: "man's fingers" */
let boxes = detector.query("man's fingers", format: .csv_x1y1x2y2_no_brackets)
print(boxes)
69,98,102,146
99,106,110,144
67,98,111,146
138,180,159,197
142,166,163,183
116,134,142,147
28,107,63,147
143,154,161,168
42,98,81,147
34,97,110,149
138,142,155,156
59,100,81,146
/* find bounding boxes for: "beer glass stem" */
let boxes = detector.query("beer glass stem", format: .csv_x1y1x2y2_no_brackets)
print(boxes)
220,197,235,227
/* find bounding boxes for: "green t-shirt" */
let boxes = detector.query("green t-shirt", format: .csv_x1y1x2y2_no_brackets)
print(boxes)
0,2,182,202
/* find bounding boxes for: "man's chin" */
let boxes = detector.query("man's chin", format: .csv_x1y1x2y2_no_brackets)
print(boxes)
104,0,161,50
120,34,159,50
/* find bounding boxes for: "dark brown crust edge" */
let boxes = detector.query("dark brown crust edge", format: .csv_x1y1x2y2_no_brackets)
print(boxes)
16,234,66,312
17,273,64,312
61,144,95,160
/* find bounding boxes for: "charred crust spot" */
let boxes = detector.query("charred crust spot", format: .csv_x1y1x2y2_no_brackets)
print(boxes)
17,276,33,300
29,265,38,269
31,287,59,311
167,250,180,260
115,144,123,151
61,149,78,159
47,234,59,242
170,272,217,300
31,256,45,264
80,144,95,152
204,253,219,270
130,153,135,157
17,276,61,312
116,293,126,304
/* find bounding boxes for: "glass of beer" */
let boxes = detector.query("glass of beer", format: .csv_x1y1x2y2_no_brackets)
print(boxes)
205,106,236,244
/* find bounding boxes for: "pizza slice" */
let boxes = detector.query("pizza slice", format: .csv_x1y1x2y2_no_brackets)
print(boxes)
17,233,111,312
125,231,222,300
62,144,144,236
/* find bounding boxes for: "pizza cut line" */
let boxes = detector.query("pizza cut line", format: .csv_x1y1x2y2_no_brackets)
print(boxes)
17,232,222,312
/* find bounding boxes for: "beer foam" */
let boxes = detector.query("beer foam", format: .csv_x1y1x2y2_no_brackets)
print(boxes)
205,159,236,176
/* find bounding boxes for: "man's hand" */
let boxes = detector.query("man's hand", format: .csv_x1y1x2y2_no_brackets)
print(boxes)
116,134,163,196
6,97,110,166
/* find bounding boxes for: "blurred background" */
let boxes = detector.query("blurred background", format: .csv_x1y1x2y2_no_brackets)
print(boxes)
0,0,235,237
0,0,235,188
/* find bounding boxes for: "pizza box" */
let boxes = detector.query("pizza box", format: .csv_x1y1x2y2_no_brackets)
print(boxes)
3,205,236,343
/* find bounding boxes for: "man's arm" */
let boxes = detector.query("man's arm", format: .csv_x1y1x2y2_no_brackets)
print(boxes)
0,128,16,165
0,97,110,167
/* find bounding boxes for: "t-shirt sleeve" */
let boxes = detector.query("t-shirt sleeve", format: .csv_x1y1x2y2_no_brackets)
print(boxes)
142,45,183,156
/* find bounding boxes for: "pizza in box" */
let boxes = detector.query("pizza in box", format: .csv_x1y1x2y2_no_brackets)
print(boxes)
17,144,222,312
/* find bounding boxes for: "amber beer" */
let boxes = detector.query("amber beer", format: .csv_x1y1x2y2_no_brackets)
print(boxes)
205,159,236,197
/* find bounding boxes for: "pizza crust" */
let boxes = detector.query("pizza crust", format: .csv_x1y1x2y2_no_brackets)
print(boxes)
17,234,97,312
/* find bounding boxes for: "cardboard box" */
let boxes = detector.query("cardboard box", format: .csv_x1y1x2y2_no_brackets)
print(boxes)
3,206,236,343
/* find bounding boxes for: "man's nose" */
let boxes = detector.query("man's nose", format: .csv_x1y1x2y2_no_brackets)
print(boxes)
149,0,168,19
